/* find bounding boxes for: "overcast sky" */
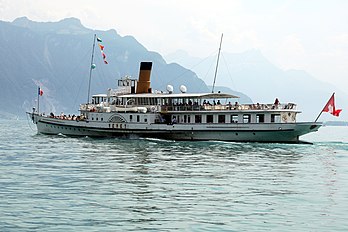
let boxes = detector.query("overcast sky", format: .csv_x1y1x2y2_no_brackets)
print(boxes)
1,0,347,93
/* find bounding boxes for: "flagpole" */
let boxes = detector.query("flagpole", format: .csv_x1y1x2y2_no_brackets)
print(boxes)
87,34,97,105
37,87,40,115
314,92,335,122
314,110,323,123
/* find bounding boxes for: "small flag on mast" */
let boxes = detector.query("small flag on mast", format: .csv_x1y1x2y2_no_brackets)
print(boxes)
96,36,108,64
38,87,43,96
322,93,342,117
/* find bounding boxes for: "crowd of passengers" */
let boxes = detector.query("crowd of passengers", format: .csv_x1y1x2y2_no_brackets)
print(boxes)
163,98,293,110
48,112,86,121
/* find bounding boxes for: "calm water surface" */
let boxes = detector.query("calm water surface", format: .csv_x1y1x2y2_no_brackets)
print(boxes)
1,119,348,231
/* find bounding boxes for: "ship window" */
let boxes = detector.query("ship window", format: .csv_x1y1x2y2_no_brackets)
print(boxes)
101,118,103,121
137,115,140,122
130,115,133,122
92,117,94,120
144,118,147,123
271,114,281,123
243,114,251,123
96,117,98,121
231,115,238,123
218,115,225,123
207,115,214,123
195,115,202,123
184,115,187,123
257,114,265,123
187,115,191,123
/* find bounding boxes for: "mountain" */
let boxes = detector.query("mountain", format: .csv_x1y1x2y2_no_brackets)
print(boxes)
165,49,348,121
2,17,344,122
0,17,215,118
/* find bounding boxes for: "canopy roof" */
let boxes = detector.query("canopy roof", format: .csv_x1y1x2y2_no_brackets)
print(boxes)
118,92,239,99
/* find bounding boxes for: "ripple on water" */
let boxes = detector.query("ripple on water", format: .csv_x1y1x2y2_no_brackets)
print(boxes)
0,120,348,231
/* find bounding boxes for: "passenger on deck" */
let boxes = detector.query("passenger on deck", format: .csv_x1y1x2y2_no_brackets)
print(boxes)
274,98,280,109
172,116,177,124
274,98,279,105
217,100,221,105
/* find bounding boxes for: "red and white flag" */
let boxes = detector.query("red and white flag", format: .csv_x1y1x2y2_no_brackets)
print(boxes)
322,93,342,117
38,86,43,96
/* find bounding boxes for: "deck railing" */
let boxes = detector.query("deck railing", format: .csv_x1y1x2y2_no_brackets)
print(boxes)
161,103,296,112
80,102,297,113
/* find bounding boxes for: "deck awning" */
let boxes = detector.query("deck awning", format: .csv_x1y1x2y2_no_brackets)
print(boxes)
119,92,239,99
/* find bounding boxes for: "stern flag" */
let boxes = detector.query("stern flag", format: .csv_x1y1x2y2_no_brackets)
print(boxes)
38,87,43,96
323,93,342,117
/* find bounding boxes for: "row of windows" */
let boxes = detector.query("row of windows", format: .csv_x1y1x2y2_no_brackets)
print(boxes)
91,114,149,123
129,115,147,123
46,124,86,131
174,114,281,124
90,113,282,124
91,117,104,121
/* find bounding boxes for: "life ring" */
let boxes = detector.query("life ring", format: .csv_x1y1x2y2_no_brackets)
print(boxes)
150,106,156,112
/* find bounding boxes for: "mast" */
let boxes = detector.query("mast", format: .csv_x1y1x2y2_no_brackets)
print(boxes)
212,33,223,93
87,34,97,105
37,87,40,115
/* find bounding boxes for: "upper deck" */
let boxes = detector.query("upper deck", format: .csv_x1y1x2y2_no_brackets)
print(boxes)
81,91,298,114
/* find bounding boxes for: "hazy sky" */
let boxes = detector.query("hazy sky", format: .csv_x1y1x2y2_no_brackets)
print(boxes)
1,0,347,93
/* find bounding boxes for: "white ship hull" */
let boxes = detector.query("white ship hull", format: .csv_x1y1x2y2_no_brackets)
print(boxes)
29,59,325,144
30,113,321,143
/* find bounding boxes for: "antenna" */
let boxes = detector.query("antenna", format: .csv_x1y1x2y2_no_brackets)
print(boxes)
87,34,97,104
211,33,223,93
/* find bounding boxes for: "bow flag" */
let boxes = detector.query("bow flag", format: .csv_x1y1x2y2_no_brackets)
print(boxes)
38,87,43,96
97,36,108,64
322,93,342,117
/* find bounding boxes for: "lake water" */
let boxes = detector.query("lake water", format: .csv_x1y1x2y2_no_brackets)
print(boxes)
1,119,348,231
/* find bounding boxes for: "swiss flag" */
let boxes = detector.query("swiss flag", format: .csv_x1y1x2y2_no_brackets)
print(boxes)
323,93,342,117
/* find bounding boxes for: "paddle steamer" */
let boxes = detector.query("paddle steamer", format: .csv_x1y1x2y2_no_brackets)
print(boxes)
28,59,321,143
28,33,322,143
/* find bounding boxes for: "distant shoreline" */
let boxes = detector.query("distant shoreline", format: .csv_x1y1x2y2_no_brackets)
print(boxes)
324,121,348,126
